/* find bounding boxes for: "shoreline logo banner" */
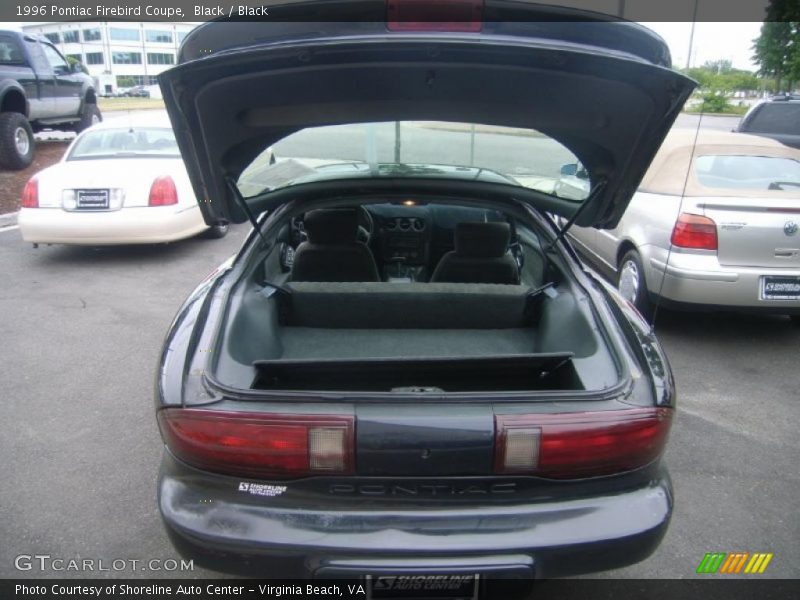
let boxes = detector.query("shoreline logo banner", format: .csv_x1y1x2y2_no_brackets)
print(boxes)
696,552,773,574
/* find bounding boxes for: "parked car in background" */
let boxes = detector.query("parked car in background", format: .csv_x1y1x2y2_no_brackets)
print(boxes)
124,85,151,98
0,29,101,169
154,6,695,584
556,130,800,323
735,94,800,150
18,116,228,245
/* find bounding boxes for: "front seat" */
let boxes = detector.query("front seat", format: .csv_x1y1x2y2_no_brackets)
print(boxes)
291,208,380,282
431,222,519,284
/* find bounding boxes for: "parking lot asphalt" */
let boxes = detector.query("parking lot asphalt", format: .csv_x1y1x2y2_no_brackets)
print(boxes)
0,223,797,581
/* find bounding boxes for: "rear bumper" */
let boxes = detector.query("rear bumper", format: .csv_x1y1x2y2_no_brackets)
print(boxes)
647,252,800,313
18,205,207,245
158,451,673,578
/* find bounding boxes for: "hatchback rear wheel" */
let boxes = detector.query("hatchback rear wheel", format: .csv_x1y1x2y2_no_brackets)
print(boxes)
618,249,653,321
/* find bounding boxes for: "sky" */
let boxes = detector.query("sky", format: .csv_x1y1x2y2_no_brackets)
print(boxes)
2,20,765,72
643,22,763,71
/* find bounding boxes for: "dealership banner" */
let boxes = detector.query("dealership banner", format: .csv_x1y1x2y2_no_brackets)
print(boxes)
0,0,785,23
3,579,800,600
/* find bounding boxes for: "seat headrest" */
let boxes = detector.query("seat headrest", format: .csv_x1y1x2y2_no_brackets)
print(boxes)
304,208,359,244
454,222,511,258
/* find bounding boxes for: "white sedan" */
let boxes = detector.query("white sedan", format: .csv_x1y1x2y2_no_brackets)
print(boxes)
18,117,227,245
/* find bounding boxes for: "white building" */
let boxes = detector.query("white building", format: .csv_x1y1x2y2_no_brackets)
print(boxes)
21,22,199,95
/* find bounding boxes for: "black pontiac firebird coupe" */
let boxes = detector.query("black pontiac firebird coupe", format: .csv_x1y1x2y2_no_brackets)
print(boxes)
154,0,695,587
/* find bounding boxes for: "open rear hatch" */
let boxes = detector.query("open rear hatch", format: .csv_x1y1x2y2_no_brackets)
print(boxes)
159,1,695,230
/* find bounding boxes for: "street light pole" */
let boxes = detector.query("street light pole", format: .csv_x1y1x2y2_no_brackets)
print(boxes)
686,0,699,70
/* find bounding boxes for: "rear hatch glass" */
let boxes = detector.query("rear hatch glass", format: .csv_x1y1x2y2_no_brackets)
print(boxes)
237,121,588,201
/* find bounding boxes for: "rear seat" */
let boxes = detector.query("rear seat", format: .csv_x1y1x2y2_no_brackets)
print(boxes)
282,282,533,329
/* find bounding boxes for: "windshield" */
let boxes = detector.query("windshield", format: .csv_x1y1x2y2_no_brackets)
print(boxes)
68,127,180,160
236,121,588,201
695,155,800,191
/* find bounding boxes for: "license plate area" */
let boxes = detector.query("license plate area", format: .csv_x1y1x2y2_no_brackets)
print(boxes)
314,555,533,599
76,189,110,210
760,275,800,300
366,575,479,600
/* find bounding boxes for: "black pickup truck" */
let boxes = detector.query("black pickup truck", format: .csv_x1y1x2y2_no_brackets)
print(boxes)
0,30,101,170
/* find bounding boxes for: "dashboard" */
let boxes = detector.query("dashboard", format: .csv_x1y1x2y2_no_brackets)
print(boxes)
378,216,429,265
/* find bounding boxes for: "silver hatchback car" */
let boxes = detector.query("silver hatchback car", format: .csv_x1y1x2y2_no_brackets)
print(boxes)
555,130,800,323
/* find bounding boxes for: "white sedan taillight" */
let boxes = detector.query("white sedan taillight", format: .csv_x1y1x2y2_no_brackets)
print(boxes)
21,177,38,208
148,175,178,206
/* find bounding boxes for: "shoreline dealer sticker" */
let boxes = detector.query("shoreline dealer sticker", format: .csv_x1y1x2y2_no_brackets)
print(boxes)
238,482,287,497
367,575,479,600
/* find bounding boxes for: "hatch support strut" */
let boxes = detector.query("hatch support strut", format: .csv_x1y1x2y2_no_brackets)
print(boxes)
225,176,268,245
547,179,608,252
538,179,608,285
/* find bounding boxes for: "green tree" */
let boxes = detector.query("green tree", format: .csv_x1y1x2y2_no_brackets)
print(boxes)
703,59,733,74
726,70,760,91
685,66,760,93
699,92,733,113
686,67,717,89
752,0,800,92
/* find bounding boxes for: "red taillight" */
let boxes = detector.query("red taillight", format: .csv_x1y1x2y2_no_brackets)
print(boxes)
157,409,354,478
148,175,178,206
21,177,38,208
387,0,483,32
670,213,718,250
495,408,673,479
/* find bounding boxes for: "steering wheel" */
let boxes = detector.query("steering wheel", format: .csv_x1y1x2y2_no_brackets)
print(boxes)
357,206,374,245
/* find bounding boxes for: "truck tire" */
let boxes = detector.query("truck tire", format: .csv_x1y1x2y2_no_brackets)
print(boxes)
75,103,102,133
0,112,35,170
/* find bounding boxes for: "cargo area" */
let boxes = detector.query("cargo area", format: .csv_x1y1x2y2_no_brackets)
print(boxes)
253,353,579,392
215,281,618,393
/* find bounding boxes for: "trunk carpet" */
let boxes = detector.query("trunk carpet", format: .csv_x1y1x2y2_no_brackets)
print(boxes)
279,327,537,359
